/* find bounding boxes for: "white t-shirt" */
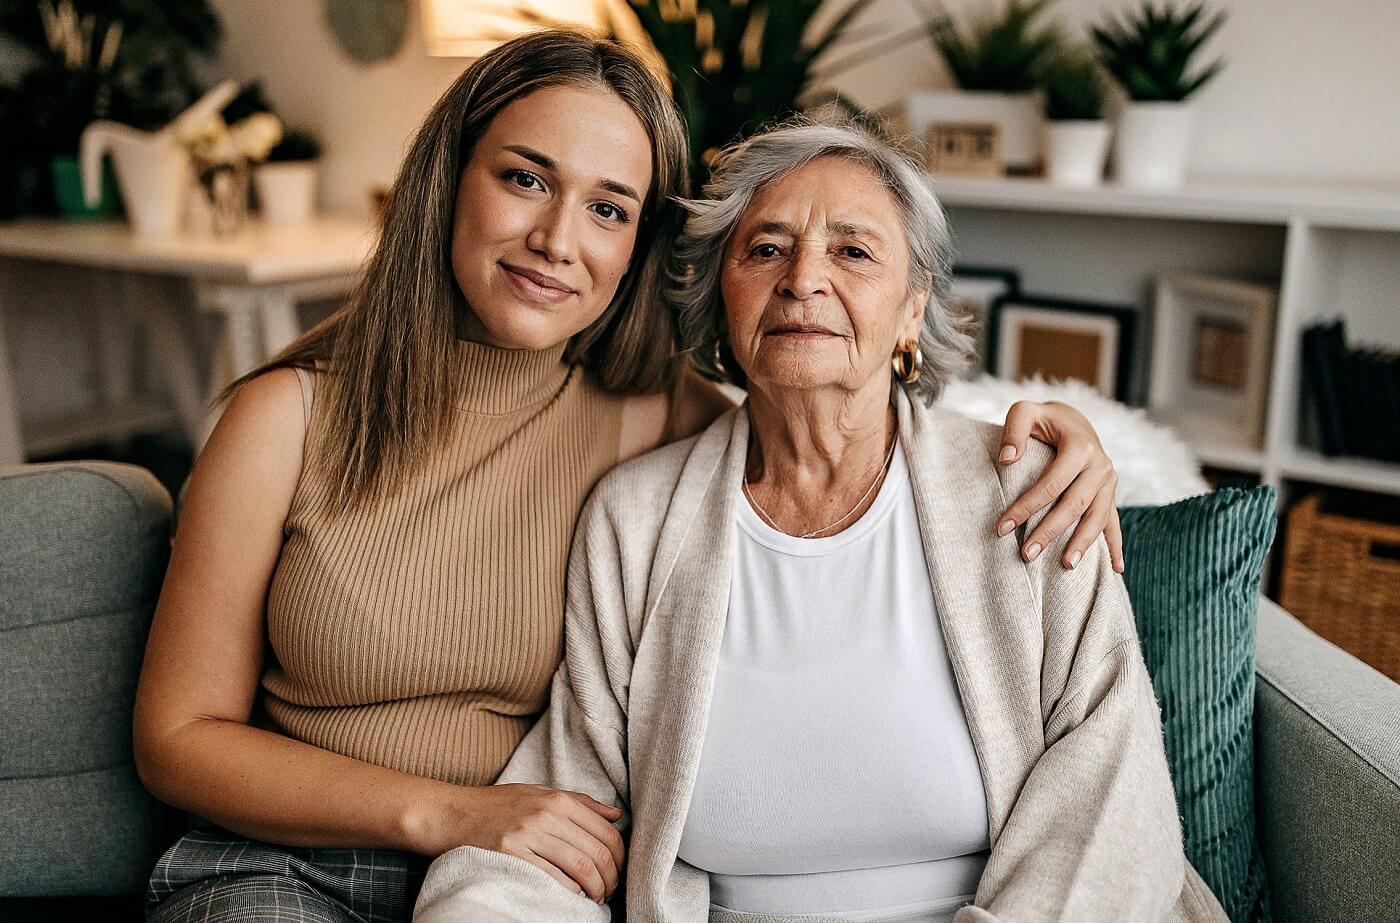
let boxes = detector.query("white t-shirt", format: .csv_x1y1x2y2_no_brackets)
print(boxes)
677,445,991,923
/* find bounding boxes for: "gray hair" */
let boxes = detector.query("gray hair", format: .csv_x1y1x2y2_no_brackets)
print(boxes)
668,114,974,402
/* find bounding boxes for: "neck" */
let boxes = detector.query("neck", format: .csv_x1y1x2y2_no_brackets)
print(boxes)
745,377,895,485
743,377,897,537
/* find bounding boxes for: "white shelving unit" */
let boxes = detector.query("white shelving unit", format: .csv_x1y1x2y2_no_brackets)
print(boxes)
931,174,1400,499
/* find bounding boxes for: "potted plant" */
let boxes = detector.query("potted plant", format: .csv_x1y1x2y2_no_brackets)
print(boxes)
0,0,221,218
253,130,323,225
909,0,1063,174
1041,49,1109,186
1093,1,1226,187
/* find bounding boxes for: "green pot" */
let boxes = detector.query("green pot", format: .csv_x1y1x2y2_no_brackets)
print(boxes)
52,155,121,219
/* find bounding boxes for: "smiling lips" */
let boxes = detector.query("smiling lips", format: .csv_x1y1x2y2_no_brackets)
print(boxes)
501,262,576,304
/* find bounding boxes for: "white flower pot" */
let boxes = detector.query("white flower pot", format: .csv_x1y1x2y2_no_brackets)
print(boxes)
1113,101,1194,187
253,161,320,225
904,90,1044,171
1045,121,1111,187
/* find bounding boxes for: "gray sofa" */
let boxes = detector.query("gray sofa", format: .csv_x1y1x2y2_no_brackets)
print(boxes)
2,460,1398,922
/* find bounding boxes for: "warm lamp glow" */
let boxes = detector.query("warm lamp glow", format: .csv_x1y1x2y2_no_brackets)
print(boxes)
422,0,606,57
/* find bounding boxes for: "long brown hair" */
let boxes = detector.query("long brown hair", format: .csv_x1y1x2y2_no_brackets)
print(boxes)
228,29,690,511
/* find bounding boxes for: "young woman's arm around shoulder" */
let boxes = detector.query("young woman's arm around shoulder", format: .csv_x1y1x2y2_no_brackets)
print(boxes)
131,369,622,896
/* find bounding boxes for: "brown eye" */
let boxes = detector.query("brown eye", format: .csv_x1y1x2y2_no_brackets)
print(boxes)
841,246,869,260
751,244,780,259
504,170,542,191
591,201,630,224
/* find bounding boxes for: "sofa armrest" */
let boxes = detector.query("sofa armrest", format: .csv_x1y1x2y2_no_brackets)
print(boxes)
1254,598,1400,922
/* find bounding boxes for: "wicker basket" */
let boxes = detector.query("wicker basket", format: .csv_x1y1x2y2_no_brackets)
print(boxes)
1281,493,1400,681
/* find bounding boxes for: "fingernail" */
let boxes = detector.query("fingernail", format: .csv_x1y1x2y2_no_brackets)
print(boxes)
998,519,1016,537
1068,550,1082,568
1025,542,1042,562
999,445,1017,463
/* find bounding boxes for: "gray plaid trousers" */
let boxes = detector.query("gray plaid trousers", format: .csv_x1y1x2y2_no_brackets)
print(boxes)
146,824,427,923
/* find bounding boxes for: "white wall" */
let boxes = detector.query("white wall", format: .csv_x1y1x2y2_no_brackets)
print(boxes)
211,0,1400,211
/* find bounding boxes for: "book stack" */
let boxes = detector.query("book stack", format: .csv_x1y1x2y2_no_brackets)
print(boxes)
1300,319,1400,462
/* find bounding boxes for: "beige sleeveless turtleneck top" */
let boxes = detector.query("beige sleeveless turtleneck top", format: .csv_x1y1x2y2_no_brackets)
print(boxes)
260,341,641,786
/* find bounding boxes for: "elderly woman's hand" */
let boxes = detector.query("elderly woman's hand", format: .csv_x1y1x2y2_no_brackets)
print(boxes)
994,400,1124,574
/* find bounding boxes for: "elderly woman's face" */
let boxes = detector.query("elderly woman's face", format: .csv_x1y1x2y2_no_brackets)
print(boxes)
720,156,926,395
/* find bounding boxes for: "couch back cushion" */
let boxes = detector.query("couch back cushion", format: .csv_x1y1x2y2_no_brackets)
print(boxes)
0,462,172,896
1119,486,1278,923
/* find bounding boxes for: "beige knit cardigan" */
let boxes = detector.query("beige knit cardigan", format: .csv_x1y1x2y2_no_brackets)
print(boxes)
415,389,1228,923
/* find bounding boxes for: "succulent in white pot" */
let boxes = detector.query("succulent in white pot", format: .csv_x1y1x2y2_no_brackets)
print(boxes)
1093,1,1227,187
1041,49,1110,186
253,129,322,225
909,0,1062,174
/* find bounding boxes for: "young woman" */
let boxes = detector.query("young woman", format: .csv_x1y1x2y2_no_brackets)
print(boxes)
134,30,1124,923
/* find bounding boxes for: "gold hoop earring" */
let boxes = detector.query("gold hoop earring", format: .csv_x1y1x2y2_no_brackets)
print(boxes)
892,339,923,384
712,340,728,377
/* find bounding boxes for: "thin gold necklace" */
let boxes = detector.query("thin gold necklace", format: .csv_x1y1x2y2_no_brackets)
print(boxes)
743,435,898,539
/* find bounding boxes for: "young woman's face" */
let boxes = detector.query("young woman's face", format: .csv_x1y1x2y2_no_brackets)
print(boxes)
450,84,654,350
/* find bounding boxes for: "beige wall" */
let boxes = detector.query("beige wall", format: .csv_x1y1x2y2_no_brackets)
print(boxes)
211,0,1400,217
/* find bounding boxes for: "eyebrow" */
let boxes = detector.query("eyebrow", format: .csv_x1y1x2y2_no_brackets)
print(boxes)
502,144,643,205
749,218,887,243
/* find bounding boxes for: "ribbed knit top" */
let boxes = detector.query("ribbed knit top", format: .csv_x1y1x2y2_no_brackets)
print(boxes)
261,340,629,786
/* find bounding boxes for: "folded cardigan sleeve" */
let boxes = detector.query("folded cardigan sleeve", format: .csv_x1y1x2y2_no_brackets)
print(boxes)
415,498,635,923
956,440,1225,923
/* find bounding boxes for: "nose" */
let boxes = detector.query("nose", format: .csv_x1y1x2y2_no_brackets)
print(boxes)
526,200,578,264
778,244,828,300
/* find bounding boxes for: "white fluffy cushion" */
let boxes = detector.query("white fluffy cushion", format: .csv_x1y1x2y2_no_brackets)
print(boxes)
939,375,1209,506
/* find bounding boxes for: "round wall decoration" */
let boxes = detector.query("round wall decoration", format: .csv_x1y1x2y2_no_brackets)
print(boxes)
325,0,409,65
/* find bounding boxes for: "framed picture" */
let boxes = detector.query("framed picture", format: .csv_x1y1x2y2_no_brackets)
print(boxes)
1150,273,1277,449
924,121,1004,178
987,294,1137,402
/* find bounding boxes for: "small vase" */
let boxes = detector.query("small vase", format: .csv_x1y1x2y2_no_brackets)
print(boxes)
53,155,120,219
253,161,319,225
202,162,251,236
1113,101,1194,187
1044,121,1111,187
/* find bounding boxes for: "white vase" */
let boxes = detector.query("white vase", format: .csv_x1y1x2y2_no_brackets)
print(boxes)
1113,101,1194,187
1044,121,1111,187
253,161,320,225
904,90,1044,171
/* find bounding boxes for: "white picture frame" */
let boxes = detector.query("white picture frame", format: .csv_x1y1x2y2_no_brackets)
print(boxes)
1150,273,1278,451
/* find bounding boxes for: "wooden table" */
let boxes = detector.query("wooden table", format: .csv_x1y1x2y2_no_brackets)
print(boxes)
0,216,376,464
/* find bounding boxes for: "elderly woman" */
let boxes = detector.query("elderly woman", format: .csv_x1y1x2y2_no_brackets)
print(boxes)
414,118,1227,923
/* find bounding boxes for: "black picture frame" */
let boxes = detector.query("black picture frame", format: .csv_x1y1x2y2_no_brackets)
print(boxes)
986,294,1138,403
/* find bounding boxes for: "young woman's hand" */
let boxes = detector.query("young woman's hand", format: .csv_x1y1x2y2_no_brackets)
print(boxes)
995,400,1125,573
425,784,625,903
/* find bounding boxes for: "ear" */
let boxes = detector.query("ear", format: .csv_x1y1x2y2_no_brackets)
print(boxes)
901,278,930,342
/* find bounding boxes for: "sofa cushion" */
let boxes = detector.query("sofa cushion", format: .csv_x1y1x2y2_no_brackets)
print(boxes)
0,462,172,896
1119,486,1278,923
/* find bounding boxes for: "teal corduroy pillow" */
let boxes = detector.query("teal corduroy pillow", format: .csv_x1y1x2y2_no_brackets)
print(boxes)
1118,486,1278,923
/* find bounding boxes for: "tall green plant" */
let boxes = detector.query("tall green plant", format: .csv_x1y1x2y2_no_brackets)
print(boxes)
0,0,221,125
926,0,1063,92
1092,1,1226,101
601,0,887,183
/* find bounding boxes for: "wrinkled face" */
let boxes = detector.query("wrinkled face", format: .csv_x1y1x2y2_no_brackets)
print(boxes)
450,84,654,350
721,156,927,397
